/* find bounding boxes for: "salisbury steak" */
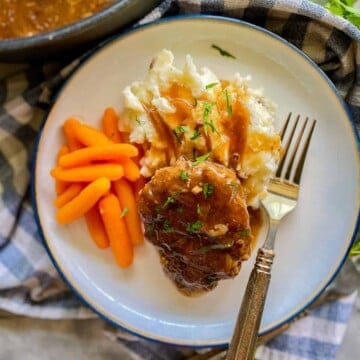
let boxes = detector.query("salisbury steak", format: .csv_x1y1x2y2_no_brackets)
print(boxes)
138,159,252,295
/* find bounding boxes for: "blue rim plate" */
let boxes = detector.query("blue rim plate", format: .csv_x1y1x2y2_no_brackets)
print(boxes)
32,15,360,347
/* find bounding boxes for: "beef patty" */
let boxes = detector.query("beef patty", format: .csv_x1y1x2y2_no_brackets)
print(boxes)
138,159,252,295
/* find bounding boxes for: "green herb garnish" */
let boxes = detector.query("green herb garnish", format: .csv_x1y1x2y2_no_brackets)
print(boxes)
350,240,360,256
211,44,236,59
179,171,190,181
238,229,251,237
224,89,232,116
205,275,217,284
202,183,214,199
190,128,201,140
199,243,232,253
202,102,218,134
163,219,174,233
196,204,202,215
205,82,219,90
177,207,184,214
172,125,189,144
323,0,360,28
186,220,203,233
162,190,181,209
120,207,129,218
192,152,211,166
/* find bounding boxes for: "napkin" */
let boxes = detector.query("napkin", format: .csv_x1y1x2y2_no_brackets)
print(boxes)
0,0,359,359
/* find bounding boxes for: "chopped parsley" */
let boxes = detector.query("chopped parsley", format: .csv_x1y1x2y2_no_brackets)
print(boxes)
172,125,189,144
202,183,214,199
224,89,232,116
186,220,203,233
238,229,251,237
192,152,211,166
190,128,201,140
202,102,218,134
135,117,145,126
163,219,174,233
205,82,219,90
199,243,232,253
205,275,217,285
179,170,190,181
196,204,202,215
162,190,181,209
120,207,129,218
211,44,236,59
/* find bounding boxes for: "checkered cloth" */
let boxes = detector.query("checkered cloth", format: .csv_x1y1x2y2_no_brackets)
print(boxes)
0,0,359,359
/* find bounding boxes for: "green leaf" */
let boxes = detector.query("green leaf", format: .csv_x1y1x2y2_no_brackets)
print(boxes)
120,207,129,218
162,190,181,209
163,219,175,233
202,183,214,199
196,203,202,215
211,44,236,59
179,170,190,181
349,240,360,256
186,220,203,233
172,125,189,144
323,0,360,28
190,128,201,140
205,82,219,90
238,229,251,237
192,152,211,166
199,243,232,253
224,89,233,116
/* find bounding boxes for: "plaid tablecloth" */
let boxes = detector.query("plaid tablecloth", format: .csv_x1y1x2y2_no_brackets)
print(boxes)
0,1,359,359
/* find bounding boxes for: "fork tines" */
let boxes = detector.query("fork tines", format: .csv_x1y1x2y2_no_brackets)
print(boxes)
276,113,316,184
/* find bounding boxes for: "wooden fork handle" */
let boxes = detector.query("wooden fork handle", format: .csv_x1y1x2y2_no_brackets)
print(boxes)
226,248,275,360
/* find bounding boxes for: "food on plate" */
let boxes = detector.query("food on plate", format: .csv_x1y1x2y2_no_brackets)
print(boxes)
50,108,143,268
0,0,113,39
121,49,281,293
139,159,252,294
122,49,281,208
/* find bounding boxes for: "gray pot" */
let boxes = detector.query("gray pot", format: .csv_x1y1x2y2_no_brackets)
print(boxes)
0,0,162,62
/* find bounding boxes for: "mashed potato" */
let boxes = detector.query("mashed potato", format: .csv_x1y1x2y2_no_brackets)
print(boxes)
121,49,281,207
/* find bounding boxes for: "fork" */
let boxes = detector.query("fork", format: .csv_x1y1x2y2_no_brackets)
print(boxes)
226,113,316,360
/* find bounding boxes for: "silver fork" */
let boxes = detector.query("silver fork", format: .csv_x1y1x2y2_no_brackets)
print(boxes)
226,113,316,360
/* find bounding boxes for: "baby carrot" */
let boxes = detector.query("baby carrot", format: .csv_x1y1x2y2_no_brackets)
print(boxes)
58,144,138,168
113,179,144,246
56,177,110,224
121,158,140,182
54,183,84,208
99,193,133,268
63,118,82,151
102,107,122,143
85,206,110,249
51,163,124,182
75,123,111,147
55,145,70,195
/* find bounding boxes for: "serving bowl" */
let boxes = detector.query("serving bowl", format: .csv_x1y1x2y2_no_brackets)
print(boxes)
0,0,161,62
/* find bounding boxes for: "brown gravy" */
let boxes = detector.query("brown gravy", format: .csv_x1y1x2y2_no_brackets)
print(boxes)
0,0,113,39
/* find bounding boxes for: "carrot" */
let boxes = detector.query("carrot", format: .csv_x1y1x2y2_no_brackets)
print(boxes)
85,206,110,249
54,183,84,208
56,177,110,224
113,179,143,246
51,163,124,182
55,145,70,194
99,193,133,268
102,107,122,143
121,158,140,182
75,123,111,147
58,144,138,168
63,118,82,151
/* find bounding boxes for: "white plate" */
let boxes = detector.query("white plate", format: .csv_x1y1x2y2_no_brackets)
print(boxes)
33,16,360,346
